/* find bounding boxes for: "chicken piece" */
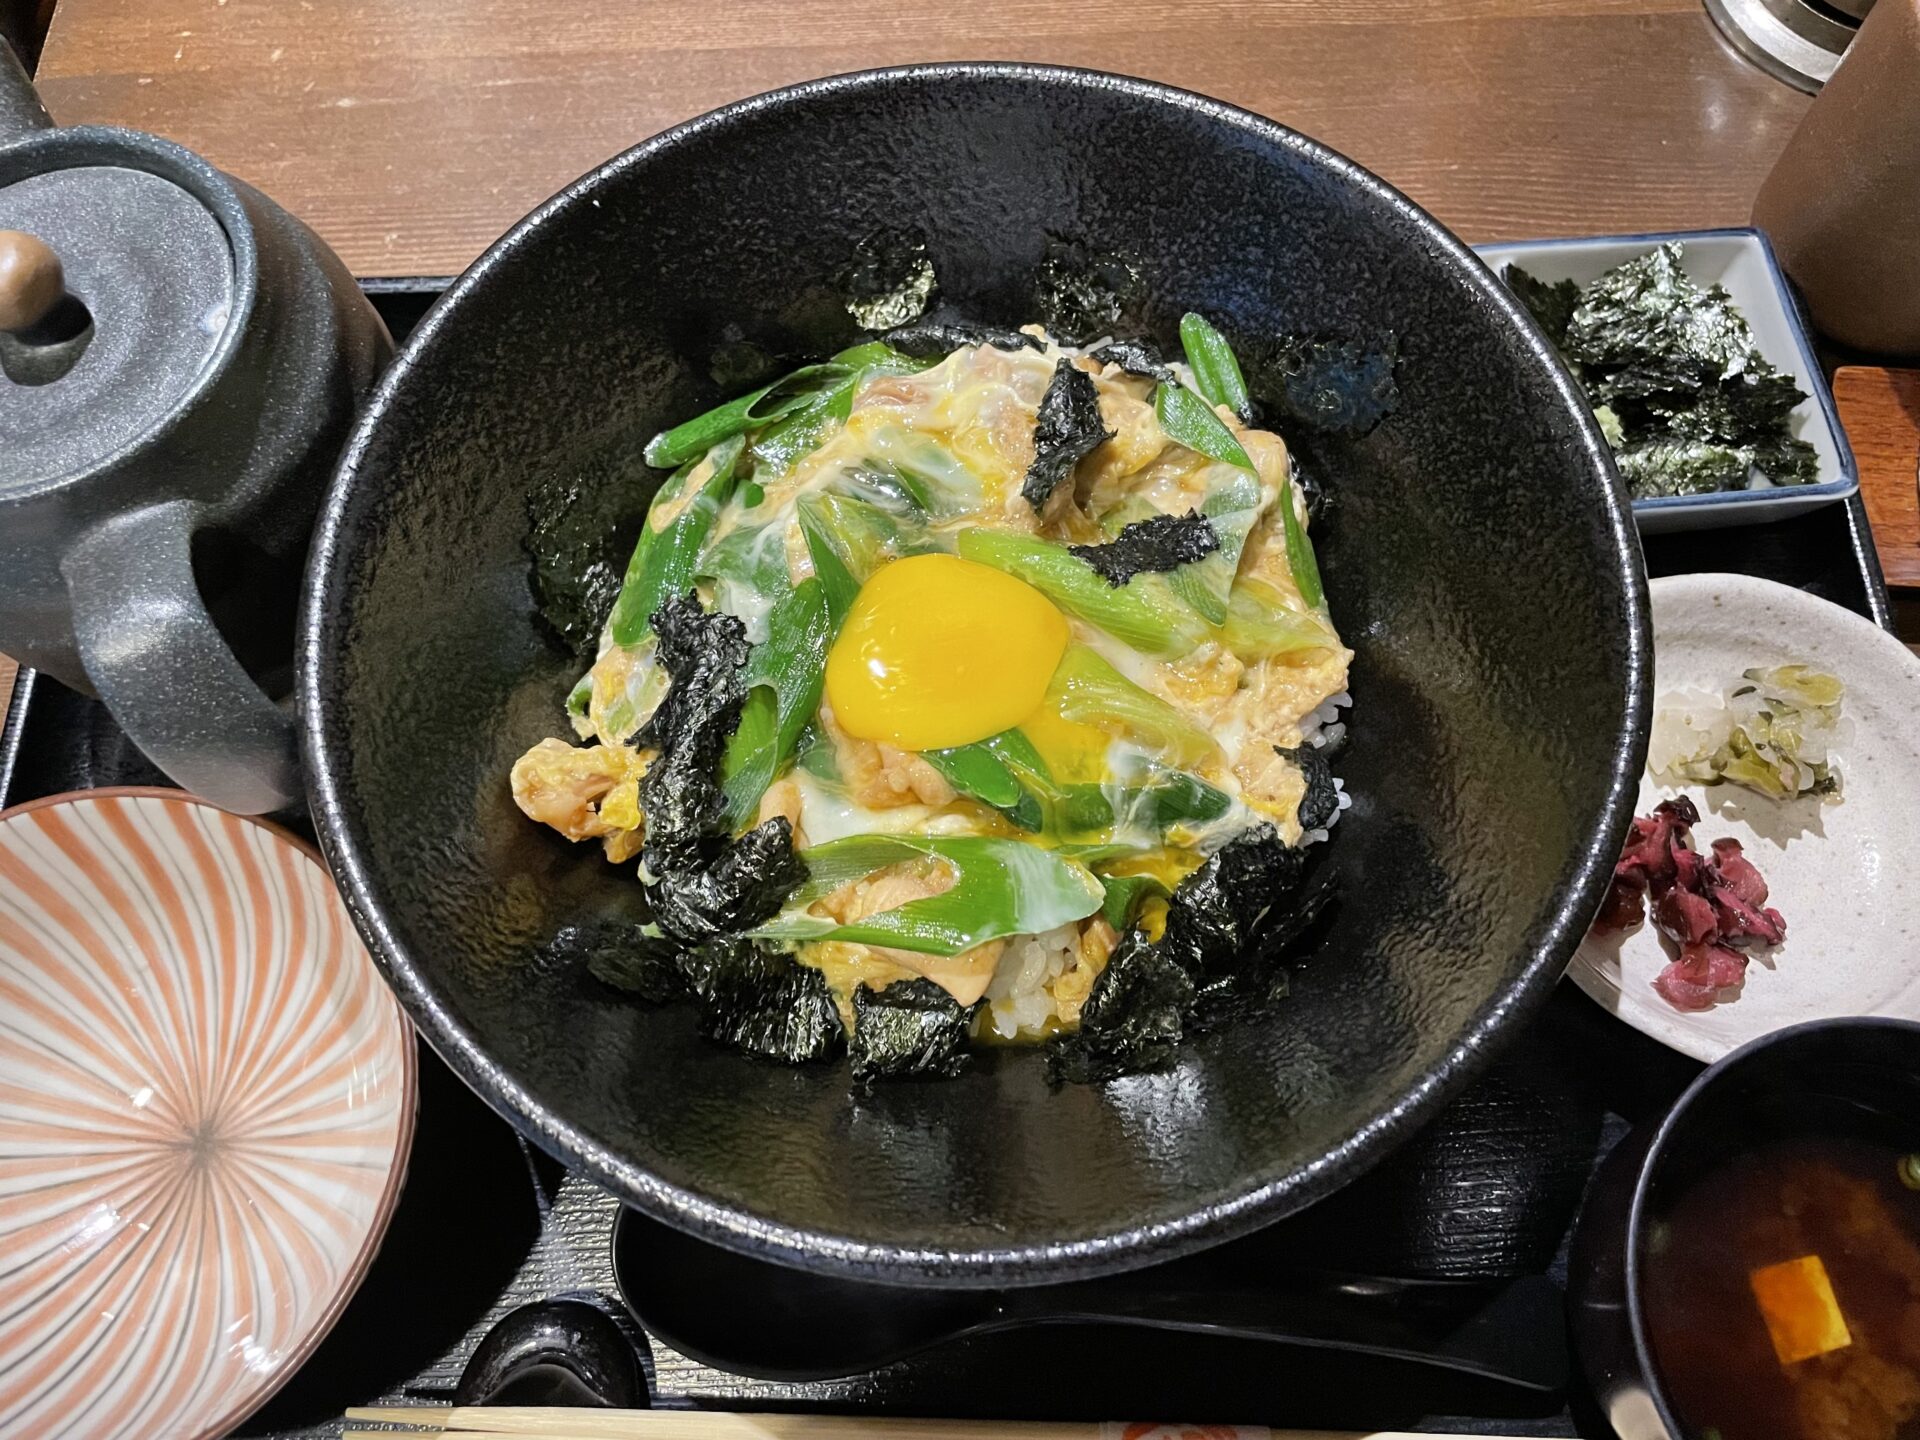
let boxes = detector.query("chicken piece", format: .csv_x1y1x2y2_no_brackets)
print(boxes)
814,857,1005,1006
509,737,650,851
1232,744,1310,844
1076,384,1167,502
823,703,958,809
1050,916,1119,1025
1222,646,1352,755
756,776,806,847
1159,641,1246,717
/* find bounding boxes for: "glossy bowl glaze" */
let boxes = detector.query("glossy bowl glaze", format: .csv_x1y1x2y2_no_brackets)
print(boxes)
0,789,415,1440
301,64,1648,1285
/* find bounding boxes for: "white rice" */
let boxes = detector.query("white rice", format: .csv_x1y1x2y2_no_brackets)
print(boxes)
1297,689,1353,847
981,923,1080,1040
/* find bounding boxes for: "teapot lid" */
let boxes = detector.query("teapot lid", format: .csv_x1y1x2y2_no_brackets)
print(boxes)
1,130,240,492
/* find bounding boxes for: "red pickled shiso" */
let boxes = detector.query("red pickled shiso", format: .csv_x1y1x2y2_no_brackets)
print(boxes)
1592,797,1787,1011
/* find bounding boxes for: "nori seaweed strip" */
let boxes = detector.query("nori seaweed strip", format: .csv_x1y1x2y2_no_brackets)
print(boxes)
635,593,808,941
1068,510,1219,587
1022,359,1114,512
1565,244,1756,399
1157,825,1307,981
1250,335,1401,438
646,816,809,940
636,593,750,871
843,228,936,331
1650,361,1805,443
850,979,980,1086
685,939,845,1063
1614,438,1752,498
1033,237,1141,344
1049,826,1321,1083
1744,433,1818,487
1276,744,1340,832
1290,450,1330,524
1090,338,1175,383
1503,264,1581,349
883,320,1041,357
544,920,686,1004
525,470,647,660
1047,930,1197,1084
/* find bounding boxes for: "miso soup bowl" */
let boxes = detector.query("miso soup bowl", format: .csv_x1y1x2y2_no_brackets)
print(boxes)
1568,1017,1920,1440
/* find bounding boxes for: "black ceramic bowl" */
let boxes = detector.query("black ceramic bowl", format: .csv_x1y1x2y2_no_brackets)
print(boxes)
1569,1018,1920,1440
300,64,1648,1286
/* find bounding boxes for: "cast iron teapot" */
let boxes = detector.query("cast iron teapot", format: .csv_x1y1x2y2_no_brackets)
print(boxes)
0,40,390,814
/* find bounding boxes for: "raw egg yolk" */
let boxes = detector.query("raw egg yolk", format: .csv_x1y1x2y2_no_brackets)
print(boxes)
825,553,1069,751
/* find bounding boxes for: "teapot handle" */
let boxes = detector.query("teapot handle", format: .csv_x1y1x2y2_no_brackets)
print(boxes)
62,501,301,816
0,37,54,142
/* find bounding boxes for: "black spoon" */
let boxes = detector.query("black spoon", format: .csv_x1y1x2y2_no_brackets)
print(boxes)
611,1207,1568,1393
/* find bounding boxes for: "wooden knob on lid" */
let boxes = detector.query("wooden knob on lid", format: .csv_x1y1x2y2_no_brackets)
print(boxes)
0,230,66,332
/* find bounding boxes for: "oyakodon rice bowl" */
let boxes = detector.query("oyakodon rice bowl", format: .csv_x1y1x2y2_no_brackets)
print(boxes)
510,319,1355,1086
301,64,1649,1285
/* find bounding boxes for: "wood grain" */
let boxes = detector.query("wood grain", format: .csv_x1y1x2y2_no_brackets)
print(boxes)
1835,366,1920,590
344,1409,1523,1440
32,0,1810,279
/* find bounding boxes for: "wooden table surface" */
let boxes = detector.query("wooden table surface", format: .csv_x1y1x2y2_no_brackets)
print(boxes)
0,0,1881,723
32,0,1809,279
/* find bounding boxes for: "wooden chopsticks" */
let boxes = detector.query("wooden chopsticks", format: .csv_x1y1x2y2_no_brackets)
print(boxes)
345,1405,1539,1440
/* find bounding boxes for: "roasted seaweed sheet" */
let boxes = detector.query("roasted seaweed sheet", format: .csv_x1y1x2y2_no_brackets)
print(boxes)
1049,826,1318,1083
1069,510,1219,586
850,979,980,1086
1505,243,1814,499
1022,359,1115,511
525,470,649,660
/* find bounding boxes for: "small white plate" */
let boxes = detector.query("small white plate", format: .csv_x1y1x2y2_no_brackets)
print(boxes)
1570,574,1920,1062
1475,229,1858,534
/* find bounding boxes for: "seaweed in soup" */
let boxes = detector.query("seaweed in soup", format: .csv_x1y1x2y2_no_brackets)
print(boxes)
1069,510,1219,586
1022,359,1115,511
850,979,981,1086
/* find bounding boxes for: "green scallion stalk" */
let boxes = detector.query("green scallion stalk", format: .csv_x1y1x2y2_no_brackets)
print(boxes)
1178,312,1252,420
609,435,745,645
750,834,1104,957
956,529,1205,656
1276,480,1326,612
1154,381,1254,471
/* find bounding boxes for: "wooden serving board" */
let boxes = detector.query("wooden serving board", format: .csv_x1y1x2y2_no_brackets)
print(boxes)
1834,366,1920,590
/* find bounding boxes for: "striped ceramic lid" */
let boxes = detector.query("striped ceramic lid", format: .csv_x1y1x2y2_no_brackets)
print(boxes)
0,789,415,1440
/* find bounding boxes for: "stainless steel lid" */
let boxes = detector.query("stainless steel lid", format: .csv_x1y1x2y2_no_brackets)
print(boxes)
1705,0,1870,92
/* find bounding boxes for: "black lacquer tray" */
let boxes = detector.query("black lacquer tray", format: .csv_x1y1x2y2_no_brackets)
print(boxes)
0,283,1894,1440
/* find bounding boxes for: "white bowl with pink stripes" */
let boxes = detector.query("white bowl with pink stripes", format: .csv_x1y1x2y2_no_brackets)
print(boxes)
0,788,416,1440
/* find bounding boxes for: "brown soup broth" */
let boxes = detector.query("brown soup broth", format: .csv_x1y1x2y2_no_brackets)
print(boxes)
1642,1133,1920,1440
